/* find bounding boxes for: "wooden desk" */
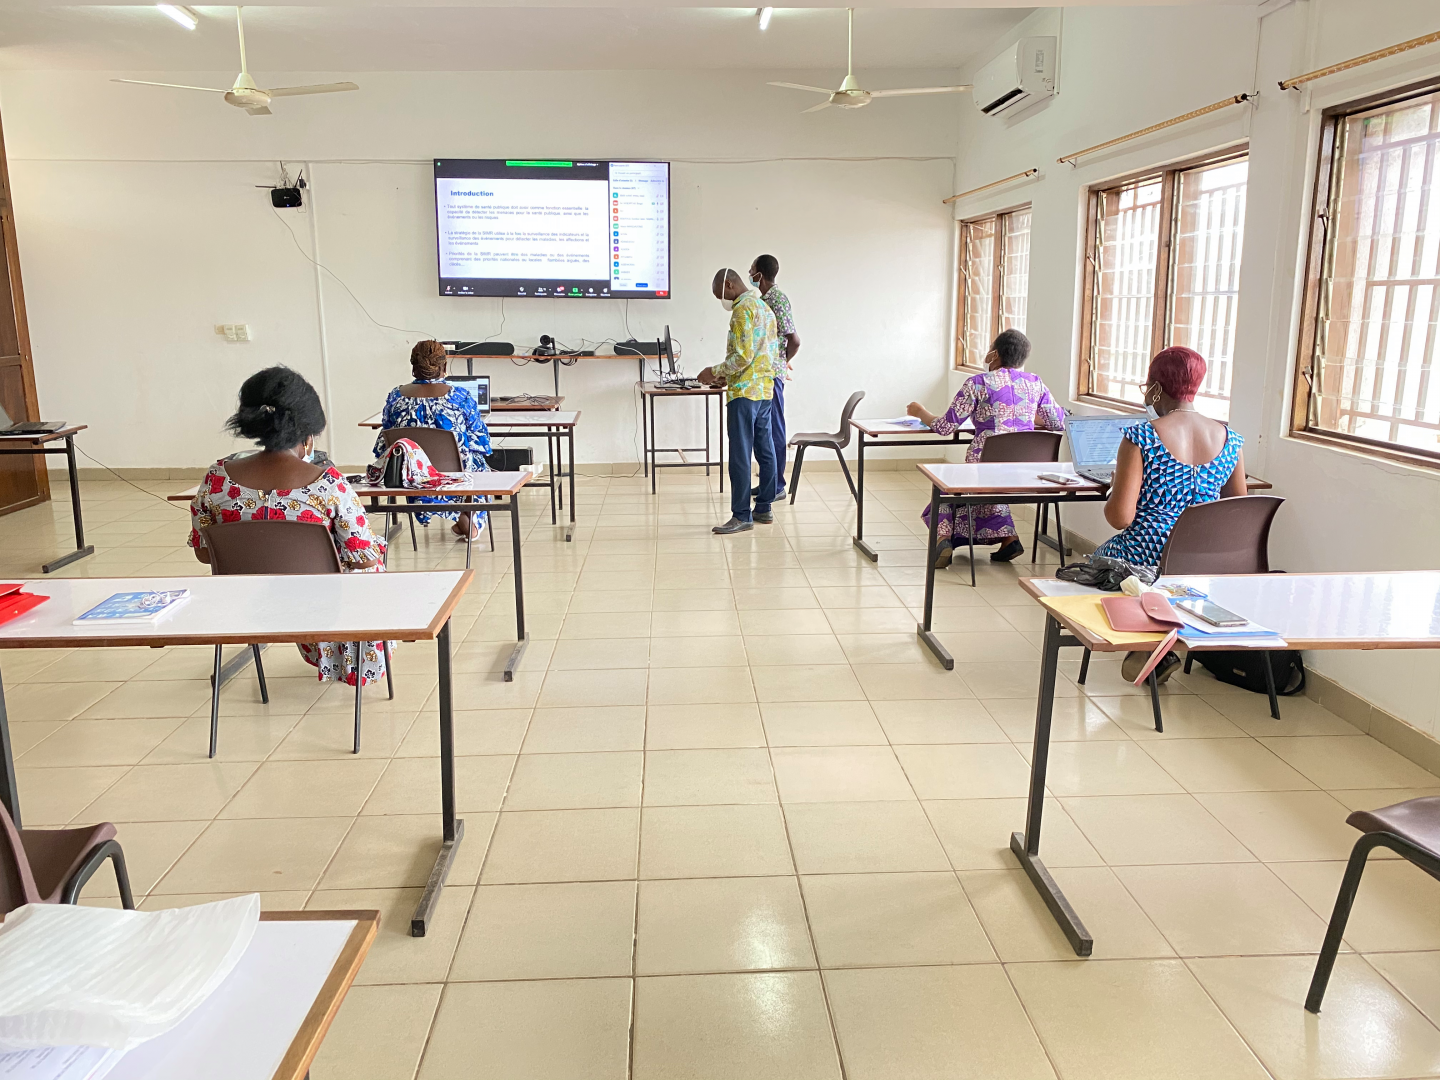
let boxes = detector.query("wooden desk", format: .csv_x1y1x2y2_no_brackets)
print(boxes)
492,395,563,411
0,572,471,936
849,418,973,562
358,412,579,541
1014,571,1440,957
0,425,93,572
106,910,378,1080
639,382,726,495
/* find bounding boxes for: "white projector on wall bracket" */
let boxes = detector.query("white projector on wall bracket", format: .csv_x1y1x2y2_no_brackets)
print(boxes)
974,36,1057,117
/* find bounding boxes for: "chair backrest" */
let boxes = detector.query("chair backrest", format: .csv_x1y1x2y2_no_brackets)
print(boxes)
0,801,39,915
980,431,1062,463
202,520,343,576
833,391,866,448
1158,495,1285,576
382,427,463,472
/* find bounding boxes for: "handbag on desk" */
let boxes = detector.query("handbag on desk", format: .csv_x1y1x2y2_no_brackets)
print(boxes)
1101,593,1181,685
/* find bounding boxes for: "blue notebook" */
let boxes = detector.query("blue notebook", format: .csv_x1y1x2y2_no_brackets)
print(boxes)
74,590,190,625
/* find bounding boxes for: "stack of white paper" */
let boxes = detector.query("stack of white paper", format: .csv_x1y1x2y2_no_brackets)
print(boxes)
1174,608,1287,649
0,896,259,1054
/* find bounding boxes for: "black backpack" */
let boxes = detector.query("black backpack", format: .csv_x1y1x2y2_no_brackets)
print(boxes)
1196,650,1305,697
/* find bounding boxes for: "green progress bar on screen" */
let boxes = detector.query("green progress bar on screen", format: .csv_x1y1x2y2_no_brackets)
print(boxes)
505,161,574,167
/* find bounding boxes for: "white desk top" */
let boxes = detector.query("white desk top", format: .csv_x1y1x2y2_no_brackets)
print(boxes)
1025,572,1440,650
168,471,536,503
851,418,972,437
481,410,580,427
0,572,471,650
108,913,374,1080
918,462,1105,496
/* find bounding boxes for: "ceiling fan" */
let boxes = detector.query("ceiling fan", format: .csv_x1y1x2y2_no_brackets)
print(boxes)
112,6,358,116
769,8,971,113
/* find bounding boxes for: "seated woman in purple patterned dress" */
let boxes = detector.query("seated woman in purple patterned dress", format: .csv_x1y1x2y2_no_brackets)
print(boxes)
906,330,1065,567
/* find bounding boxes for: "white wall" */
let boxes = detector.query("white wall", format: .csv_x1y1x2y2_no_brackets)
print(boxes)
948,0,1440,735
0,67,962,469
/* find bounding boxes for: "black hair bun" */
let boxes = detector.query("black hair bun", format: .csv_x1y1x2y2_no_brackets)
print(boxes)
225,366,327,453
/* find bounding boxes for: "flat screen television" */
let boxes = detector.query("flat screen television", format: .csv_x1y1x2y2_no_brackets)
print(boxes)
435,159,671,299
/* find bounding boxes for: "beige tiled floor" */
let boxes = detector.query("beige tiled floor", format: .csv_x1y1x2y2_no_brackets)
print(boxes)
7,468,1440,1079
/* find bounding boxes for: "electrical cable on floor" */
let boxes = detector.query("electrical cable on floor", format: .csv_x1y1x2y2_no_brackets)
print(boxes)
71,442,192,513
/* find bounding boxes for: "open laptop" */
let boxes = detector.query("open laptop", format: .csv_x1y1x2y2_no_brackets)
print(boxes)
447,374,491,415
0,405,63,437
1064,414,1147,485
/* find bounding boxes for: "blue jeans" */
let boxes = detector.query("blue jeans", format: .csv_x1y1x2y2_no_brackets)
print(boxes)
771,378,788,490
727,396,777,522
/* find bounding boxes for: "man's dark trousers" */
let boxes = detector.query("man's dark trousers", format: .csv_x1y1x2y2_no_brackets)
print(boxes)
726,396,778,522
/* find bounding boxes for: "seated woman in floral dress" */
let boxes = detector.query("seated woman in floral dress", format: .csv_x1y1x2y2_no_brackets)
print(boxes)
374,339,492,540
189,366,390,688
907,330,1065,567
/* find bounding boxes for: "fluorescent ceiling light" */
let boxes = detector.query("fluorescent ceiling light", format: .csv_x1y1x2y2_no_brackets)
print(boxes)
757,7,773,31
156,4,199,30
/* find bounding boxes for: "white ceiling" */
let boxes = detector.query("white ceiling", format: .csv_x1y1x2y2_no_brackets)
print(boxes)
0,5,1051,70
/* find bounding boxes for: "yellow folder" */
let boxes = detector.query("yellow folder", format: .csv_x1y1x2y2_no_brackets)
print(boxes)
1038,594,1169,646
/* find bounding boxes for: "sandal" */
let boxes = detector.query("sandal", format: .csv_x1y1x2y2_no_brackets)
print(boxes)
990,539,1024,562
933,541,953,570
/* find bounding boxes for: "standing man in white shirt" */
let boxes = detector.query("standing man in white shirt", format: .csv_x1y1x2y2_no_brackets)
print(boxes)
749,255,800,499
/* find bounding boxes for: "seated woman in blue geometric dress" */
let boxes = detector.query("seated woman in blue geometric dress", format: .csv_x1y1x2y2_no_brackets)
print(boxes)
374,339,492,540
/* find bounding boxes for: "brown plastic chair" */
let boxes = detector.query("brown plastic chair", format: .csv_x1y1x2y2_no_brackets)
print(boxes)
946,430,1064,587
1306,796,1440,1012
2,801,133,916
1076,494,1286,731
381,427,493,555
786,391,865,504
202,520,392,757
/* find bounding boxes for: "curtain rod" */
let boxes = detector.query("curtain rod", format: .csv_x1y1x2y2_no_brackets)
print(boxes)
942,168,1039,205
1057,93,1254,166
1280,29,1440,91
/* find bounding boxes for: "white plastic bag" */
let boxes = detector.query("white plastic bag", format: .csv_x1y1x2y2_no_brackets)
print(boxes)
0,895,259,1051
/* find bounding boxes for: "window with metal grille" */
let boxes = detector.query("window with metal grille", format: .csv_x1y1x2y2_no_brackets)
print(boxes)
955,207,1030,369
1078,151,1248,419
1294,83,1440,465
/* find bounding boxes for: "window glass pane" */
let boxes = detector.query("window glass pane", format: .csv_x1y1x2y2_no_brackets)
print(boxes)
1001,208,1031,333
962,218,996,366
1092,178,1163,405
1171,158,1247,421
1312,90,1440,454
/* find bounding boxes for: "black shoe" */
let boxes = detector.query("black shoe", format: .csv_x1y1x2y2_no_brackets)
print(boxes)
754,511,774,524
933,542,953,570
990,539,1024,562
774,486,787,500
712,516,754,535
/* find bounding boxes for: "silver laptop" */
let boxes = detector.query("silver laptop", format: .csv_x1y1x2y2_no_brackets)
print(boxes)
1065,415,1147,485
448,375,491,415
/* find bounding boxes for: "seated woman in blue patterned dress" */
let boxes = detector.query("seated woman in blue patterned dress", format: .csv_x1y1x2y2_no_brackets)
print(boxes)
374,340,492,539
907,330,1065,567
1095,346,1247,683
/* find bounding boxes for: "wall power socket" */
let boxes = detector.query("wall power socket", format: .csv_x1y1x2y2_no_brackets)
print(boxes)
215,324,253,343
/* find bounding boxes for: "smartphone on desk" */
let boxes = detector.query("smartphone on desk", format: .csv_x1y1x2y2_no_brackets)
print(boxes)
1175,598,1248,627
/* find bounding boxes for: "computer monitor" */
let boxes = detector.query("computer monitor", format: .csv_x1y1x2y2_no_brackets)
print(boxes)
449,374,491,415
662,325,676,377
1065,414,1145,470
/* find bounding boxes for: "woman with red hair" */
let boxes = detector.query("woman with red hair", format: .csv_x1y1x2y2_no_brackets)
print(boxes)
1095,347,1246,570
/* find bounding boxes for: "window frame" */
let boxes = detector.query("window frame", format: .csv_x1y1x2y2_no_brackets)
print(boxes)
954,203,1031,371
1076,146,1248,412
1290,77,1440,470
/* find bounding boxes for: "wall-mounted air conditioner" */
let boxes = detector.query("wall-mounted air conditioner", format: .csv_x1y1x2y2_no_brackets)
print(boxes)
973,36,1057,117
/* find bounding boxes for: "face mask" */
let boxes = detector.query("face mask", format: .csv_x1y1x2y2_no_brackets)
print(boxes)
721,296,735,311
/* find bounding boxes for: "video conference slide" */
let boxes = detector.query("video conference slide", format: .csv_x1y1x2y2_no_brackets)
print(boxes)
435,159,670,299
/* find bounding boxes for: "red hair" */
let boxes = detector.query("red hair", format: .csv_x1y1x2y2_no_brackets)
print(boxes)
1147,347,1207,402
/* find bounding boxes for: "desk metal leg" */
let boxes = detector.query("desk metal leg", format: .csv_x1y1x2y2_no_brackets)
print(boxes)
412,618,463,937
719,395,725,493
504,492,529,681
42,436,96,574
916,485,954,670
649,395,658,495
566,427,576,542
1010,615,1093,957
641,387,649,479
545,434,558,525
705,394,712,477
853,433,879,562
0,663,18,827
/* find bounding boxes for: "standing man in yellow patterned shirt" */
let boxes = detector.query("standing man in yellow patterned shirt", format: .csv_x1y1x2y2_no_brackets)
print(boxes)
698,268,780,535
